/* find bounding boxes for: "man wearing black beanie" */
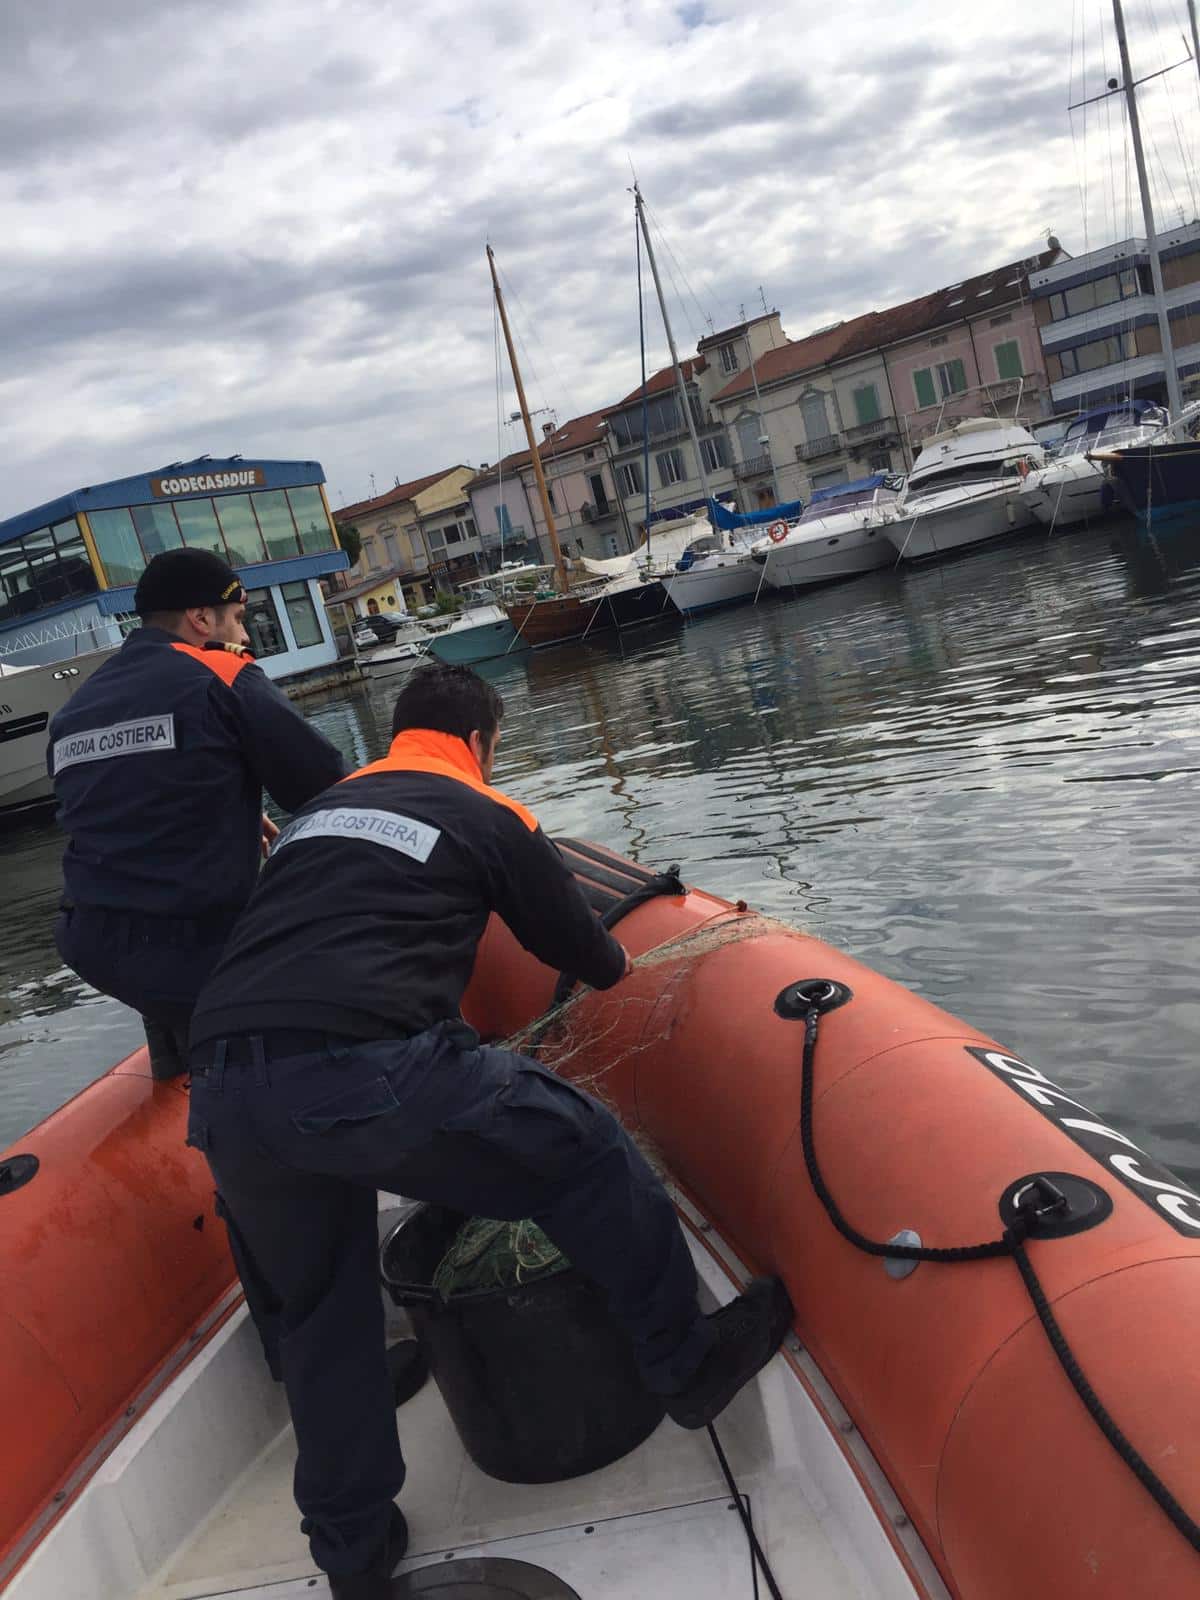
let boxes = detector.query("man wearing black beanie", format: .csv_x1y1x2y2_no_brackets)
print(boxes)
48,547,347,1077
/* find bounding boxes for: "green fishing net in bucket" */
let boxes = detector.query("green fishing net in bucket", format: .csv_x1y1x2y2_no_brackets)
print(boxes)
432,1217,571,1298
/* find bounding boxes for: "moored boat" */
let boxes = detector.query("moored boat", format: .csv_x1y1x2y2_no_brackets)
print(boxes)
887,419,1045,561
4,838,1200,1600
662,531,762,614
1017,400,1166,528
752,473,901,590
1094,399,1200,528
0,645,118,820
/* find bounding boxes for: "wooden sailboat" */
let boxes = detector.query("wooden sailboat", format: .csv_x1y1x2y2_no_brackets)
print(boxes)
487,246,615,648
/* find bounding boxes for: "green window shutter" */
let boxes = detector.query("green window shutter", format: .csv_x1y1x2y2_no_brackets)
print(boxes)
995,340,1022,381
853,384,881,424
947,358,967,394
913,368,936,408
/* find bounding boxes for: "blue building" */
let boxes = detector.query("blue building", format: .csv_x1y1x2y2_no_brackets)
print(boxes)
0,456,349,678
1030,220,1200,412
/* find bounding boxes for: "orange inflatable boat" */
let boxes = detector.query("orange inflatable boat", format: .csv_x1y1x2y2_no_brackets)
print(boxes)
3,840,1199,1598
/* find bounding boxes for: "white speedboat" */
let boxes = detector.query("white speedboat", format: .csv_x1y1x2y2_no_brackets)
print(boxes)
887,419,1045,561
752,474,902,591
0,645,117,820
661,532,762,615
1017,401,1168,528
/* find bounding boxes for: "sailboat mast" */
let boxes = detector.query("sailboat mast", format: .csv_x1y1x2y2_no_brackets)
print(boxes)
1112,0,1183,415
487,245,569,592
633,185,715,524
1189,0,1200,93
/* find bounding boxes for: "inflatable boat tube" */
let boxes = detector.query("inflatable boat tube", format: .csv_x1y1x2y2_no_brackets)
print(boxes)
2,838,1199,1599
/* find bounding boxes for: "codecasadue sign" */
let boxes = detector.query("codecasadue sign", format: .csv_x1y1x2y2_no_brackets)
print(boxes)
151,469,267,498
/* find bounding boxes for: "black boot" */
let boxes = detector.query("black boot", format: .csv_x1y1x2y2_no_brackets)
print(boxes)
328,1505,409,1599
387,1339,428,1408
665,1278,793,1430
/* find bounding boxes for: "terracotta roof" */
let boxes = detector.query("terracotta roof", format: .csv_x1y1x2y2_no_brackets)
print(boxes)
466,408,612,491
607,359,703,413
539,406,609,456
335,465,469,522
712,250,1059,403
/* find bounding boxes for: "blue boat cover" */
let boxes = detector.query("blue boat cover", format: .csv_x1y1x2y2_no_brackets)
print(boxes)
1063,399,1163,438
808,472,902,507
645,493,735,528
709,497,805,530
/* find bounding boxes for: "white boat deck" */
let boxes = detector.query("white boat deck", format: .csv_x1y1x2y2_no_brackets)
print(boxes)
143,1349,861,1600
12,1201,945,1600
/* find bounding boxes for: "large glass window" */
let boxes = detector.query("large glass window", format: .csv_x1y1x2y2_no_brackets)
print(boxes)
251,490,301,561
1048,268,1141,322
174,497,227,558
287,486,336,554
214,494,268,565
130,503,183,559
281,580,323,648
1059,331,1137,376
89,508,145,586
0,519,99,620
244,587,288,657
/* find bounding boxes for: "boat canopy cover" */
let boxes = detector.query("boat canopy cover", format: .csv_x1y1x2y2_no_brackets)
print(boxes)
809,472,901,506
709,497,804,531
1064,399,1163,438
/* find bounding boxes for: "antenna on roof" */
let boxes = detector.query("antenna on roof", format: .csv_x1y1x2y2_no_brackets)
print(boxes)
369,473,377,498
758,285,770,315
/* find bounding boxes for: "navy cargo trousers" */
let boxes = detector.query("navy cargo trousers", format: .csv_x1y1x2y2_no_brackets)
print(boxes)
186,1019,714,1580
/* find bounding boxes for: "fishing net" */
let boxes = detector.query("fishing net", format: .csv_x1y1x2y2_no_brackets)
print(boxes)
432,1217,571,1298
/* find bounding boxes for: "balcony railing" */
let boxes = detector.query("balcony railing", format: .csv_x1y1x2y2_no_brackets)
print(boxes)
796,434,843,461
843,415,896,442
733,453,773,480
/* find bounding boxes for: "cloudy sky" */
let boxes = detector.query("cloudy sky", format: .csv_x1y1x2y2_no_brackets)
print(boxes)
4,0,1199,517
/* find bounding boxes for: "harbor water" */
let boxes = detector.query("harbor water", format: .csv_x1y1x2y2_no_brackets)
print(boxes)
2,520,1199,1188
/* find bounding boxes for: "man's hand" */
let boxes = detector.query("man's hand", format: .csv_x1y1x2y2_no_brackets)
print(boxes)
620,943,634,979
261,814,280,858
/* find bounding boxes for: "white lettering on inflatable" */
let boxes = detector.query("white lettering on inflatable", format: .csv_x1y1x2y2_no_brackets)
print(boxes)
1059,1116,1139,1152
52,714,175,773
273,806,441,863
967,1045,1200,1237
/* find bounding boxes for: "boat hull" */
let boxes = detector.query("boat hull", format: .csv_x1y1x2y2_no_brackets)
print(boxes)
1018,459,1115,527
1103,441,1200,528
888,485,1037,560
6,841,1200,1598
600,578,677,629
761,523,893,589
504,594,613,646
0,647,117,820
425,619,527,664
663,556,761,615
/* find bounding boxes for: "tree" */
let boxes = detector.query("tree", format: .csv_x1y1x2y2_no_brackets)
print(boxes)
337,522,362,567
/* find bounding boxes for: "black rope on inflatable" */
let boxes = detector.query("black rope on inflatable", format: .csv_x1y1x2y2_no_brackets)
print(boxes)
793,986,1200,1558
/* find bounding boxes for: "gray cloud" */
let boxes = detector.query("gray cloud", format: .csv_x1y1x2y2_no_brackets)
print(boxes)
0,0,1188,518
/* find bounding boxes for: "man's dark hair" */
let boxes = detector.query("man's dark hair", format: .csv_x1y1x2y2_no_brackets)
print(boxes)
392,663,504,744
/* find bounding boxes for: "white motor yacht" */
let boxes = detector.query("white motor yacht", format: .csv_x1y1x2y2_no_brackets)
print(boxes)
752,474,902,591
0,645,117,819
887,419,1045,561
1017,400,1168,528
660,530,762,615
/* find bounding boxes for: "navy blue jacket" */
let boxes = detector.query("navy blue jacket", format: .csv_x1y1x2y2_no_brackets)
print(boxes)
190,728,626,1044
48,627,346,922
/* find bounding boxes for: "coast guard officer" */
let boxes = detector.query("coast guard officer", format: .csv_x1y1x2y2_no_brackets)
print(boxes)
186,661,792,1599
48,546,346,1076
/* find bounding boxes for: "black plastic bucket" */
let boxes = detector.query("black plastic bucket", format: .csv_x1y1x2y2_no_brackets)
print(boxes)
380,1205,666,1483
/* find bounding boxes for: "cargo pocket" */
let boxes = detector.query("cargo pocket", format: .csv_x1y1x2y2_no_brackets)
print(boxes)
480,1062,616,1183
291,1074,402,1135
